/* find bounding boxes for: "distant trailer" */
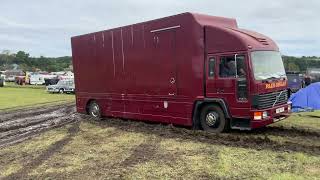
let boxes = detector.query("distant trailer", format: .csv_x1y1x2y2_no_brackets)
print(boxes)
28,74,56,85
306,68,320,83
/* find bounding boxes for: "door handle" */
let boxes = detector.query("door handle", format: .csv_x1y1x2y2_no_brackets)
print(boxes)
170,77,175,84
169,93,175,96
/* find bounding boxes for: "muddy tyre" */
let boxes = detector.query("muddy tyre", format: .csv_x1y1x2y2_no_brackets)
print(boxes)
88,101,101,119
200,105,230,133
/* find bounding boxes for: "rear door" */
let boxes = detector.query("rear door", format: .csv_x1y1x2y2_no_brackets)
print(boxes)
152,30,177,96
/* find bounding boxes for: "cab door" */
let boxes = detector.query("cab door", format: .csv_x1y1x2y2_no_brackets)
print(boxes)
206,53,250,116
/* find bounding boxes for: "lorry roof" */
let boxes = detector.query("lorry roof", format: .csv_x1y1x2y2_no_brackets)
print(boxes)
72,12,278,51
72,12,238,38
191,12,238,28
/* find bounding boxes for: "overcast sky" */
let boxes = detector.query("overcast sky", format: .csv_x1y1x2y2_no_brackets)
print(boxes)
0,0,319,57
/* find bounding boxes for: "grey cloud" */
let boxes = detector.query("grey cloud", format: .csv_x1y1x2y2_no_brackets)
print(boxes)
0,0,319,57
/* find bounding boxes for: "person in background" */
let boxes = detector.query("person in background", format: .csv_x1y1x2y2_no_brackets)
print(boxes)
304,75,311,86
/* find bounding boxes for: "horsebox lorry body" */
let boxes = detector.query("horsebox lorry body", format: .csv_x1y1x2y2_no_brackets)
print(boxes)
71,12,291,132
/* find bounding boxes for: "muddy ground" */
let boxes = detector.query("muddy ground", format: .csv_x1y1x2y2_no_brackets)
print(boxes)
0,103,77,148
0,104,319,179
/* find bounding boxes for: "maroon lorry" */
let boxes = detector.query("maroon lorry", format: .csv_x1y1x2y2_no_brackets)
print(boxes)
71,12,291,132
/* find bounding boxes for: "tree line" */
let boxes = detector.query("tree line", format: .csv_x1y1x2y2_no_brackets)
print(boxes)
0,50,319,73
282,56,320,72
0,50,72,72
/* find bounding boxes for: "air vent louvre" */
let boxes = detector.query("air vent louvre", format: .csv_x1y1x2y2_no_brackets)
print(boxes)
228,28,271,46
257,38,269,45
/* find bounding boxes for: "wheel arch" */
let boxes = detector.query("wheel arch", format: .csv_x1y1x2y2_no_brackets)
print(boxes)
192,98,231,129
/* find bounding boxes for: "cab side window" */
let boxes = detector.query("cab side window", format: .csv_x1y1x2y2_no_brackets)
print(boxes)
208,58,215,78
219,55,246,78
219,56,236,78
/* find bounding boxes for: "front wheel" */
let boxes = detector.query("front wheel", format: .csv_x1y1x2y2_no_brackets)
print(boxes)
88,101,101,119
59,89,64,94
200,105,230,133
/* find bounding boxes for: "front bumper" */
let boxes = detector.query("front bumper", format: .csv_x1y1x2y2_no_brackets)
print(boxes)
251,103,291,129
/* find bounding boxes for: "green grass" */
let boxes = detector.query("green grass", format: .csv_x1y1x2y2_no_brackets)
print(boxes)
0,86,74,110
0,113,319,179
274,111,320,131
0,85,319,179
5,82,46,89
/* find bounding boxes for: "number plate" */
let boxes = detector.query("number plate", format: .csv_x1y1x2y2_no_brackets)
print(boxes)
276,107,285,114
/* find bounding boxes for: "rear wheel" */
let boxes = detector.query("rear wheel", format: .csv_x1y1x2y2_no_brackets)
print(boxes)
200,105,230,133
88,101,101,119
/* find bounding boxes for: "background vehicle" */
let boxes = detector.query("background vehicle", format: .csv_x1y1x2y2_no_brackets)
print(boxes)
28,73,46,85
71,12,291,133
44,78,60,86
286,71,304,93
306,68,320,83
15,76,26,85
46,80,75,94
0,76,4,87
3,70,25,82
0,72,5,87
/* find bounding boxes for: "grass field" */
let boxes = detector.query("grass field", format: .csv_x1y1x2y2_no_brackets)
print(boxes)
0,112,319,179
0,84,319,179
0,85,75,110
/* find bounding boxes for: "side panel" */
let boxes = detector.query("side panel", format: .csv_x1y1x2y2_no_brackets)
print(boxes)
72,14,205,126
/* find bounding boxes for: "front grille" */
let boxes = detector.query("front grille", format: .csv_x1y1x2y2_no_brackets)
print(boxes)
252,90,288,109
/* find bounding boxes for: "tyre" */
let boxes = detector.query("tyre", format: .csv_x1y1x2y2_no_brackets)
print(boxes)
200,105,230,133
88,101,101,119
59,89,64,94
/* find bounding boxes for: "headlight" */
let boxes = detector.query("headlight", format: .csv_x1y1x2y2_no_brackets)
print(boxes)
262,111,268,119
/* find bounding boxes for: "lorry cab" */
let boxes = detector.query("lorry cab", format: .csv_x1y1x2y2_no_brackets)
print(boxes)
202,26,291,131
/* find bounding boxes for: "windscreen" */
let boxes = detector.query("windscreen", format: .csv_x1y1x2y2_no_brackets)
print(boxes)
251,51,286,80
57,81,66,86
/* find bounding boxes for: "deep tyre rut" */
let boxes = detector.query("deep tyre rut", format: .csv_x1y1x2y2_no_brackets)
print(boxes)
0,103,77,148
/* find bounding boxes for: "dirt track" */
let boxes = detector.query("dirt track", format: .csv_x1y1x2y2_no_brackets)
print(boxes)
91,116,320,157
0,103,77,148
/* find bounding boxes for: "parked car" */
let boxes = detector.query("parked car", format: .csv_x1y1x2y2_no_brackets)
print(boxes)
0,76,4,87
4,70,25,82
0,73,5,87
46,80,75,94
